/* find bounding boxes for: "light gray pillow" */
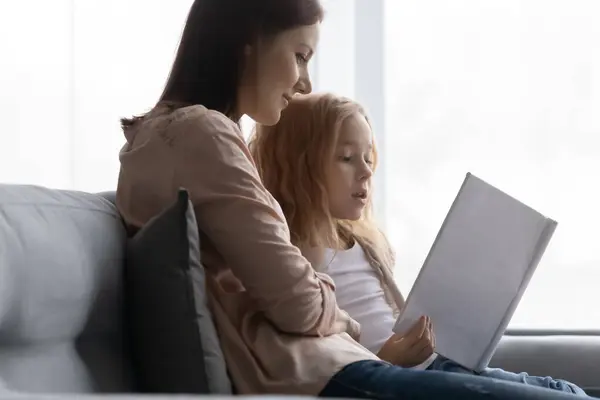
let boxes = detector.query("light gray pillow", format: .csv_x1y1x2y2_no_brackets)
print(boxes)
125,189,232,394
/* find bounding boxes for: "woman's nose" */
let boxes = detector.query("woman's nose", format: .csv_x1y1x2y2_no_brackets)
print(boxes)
294,71,313,95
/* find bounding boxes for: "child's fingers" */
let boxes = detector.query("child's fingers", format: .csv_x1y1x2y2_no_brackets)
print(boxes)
410,325,434,353
424,318,435,348
418,329,435,351
414,341,435,363
421,316,430,338
403,316,428,345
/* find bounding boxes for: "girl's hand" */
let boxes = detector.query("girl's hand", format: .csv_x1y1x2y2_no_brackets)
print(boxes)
377,316,435,367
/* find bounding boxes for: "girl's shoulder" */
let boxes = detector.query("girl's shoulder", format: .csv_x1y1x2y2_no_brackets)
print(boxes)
348,225,395,269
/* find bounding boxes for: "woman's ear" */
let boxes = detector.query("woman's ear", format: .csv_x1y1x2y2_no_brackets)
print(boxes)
240,43,258,87
242,41,260,74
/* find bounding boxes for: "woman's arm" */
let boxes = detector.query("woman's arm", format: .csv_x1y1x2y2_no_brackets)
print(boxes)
170,107,359,338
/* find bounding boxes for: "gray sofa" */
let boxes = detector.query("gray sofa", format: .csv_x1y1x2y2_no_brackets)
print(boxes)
0,184,599,398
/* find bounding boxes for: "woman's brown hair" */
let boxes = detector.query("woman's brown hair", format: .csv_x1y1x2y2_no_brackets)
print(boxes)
121,0,324,129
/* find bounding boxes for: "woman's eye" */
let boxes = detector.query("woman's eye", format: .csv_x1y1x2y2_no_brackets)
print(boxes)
296,53,308,64
338,155,352,162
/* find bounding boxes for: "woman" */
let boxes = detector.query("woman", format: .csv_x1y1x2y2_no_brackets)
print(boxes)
116,0,591,399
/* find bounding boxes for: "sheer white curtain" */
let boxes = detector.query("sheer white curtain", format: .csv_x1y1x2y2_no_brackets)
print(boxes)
1,0,598,330
382,0,600,329
0,0,73,189
0,0,193,192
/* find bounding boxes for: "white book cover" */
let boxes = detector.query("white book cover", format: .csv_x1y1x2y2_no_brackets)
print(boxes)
393,173,557,372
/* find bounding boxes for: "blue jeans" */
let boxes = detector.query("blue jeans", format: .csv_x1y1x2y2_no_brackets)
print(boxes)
320,360,594,399
428,355,587,396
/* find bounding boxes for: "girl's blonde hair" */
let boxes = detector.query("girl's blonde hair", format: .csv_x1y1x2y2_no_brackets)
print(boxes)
248,92,395,274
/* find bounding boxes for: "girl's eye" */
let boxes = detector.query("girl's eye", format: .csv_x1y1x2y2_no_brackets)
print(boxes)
339,155,352,162
365,158,374,166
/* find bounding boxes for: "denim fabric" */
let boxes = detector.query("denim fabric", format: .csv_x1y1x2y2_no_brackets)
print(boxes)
320,360,592,400
428,355,587,396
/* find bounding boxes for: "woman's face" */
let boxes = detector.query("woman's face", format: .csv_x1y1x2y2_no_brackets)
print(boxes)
239,23,320,126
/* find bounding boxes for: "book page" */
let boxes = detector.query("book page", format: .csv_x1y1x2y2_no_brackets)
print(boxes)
393,174,556,371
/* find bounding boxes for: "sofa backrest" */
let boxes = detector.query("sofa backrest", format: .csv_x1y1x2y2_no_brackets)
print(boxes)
0,185,134,393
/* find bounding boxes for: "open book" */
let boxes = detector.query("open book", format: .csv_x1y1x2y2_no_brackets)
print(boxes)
393,173,557,372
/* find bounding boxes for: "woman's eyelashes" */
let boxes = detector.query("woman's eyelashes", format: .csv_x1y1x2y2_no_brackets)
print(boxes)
295,53,308,65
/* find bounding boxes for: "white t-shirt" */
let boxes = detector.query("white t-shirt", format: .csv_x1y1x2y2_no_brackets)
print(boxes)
323,242,436,370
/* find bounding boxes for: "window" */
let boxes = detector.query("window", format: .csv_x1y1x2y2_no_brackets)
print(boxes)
1,0,598,329
383,0,600,330
0,0,194,192
310,0,600,330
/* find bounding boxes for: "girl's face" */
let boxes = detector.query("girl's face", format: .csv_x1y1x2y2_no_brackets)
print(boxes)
326,113,374,221
239,23,319,126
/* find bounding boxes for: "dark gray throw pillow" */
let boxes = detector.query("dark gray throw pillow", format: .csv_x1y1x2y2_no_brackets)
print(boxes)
125,189,232,394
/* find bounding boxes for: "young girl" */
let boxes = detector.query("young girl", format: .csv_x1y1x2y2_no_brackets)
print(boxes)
249,92,587,396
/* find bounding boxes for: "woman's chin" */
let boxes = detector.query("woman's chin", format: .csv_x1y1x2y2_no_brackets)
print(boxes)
251,107,282,126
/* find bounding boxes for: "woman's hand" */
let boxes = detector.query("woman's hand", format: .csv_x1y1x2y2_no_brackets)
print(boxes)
377,316,436,368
